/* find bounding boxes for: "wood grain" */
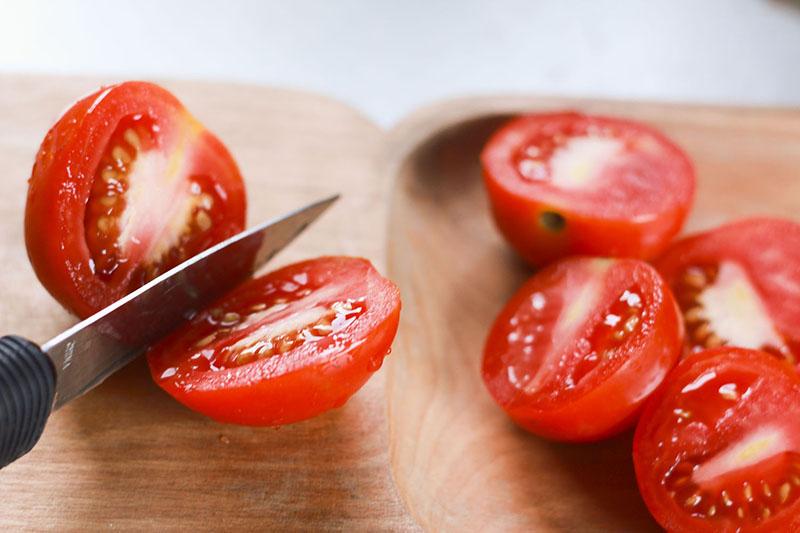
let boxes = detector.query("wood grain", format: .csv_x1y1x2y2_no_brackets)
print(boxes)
0,76,417,531
384,96,800,531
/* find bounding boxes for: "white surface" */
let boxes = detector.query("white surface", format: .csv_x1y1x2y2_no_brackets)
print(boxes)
1,0,799,126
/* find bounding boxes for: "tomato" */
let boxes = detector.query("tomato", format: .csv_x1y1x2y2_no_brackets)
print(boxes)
633,348,800,532
146,257,401,426
655,218,800,369
480,112,695,266
481,257,683,442
25,81,246,318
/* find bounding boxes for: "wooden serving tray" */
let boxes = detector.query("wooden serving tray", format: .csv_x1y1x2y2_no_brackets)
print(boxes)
1,76,799,530
384,97,800,531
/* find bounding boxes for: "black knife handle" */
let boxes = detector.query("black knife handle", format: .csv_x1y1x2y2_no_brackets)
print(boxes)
0,335,56,468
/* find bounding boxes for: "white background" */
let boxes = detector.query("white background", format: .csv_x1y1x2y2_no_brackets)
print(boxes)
1,0,799,125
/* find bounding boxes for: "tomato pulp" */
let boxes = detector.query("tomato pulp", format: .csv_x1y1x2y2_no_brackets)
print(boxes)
634,348,800,532
656,218,800,369
482,257,683,442
25,81,246,318
147,257,401,426
481,112,695,266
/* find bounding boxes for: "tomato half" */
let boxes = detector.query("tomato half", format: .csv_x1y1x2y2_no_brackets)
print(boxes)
633,348,800,532
25,81,246,318
146,257,401,426
655,218,800,369
481,112,695,266
481,257,683,442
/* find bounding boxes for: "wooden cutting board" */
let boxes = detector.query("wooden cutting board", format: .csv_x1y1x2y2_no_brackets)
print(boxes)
0,76,416,531
2,76,799,531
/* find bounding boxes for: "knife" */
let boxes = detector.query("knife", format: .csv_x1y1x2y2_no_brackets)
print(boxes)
0,194,338,468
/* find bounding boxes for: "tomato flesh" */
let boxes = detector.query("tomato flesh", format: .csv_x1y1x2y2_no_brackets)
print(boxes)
481,112,695,266
146,257,401,426
656,218,800,368
26,82,246,318
634,348,800,532
481,257,683,442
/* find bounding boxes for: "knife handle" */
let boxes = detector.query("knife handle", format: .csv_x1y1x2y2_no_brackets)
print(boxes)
0,335,56,468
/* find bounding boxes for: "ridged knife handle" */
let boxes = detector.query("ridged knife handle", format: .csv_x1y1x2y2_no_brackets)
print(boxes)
0,335,56,468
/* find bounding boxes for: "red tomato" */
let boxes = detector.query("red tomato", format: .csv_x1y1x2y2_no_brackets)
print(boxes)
146,257,401,426
655,218,800,368
25,81,246,318
633,348,800,532
481,257,683,442
481,112,695,266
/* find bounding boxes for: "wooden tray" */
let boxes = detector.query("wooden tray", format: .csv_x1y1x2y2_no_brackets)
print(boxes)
2,76,799,530
384,97,800,531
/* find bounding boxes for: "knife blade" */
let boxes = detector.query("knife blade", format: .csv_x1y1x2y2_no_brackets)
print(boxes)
42,194,337,409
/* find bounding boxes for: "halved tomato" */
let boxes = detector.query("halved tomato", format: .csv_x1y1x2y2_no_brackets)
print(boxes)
633,348,800,532
481,257,683,442
655,218,800,368
146,256,401,426
481,112,695,266
25,81,246,318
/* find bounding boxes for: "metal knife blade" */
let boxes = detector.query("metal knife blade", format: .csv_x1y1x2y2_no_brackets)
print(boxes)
41,194,338,409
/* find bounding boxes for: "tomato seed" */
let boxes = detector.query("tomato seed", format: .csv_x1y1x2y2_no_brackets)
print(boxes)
780,482,791,503
195,333,216,347
718,383,739,401
200,193,214,210
685,493,702,507
97,217,113,233
196,211,212,231
684,306,704,323
112,145,131,167
694,323,711,342
100,195,116,207
101,167,118,182
721,490,733,507
743,482,753,501
705,333,724,348
763,482,772,498
123,129,141,151
683,269,707,289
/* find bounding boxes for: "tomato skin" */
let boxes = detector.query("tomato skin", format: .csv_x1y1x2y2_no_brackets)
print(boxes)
633,348,800,533
655,217,800,364
481,112,694,267
147,257,401,426
25,81,246,318
482,257,683,442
